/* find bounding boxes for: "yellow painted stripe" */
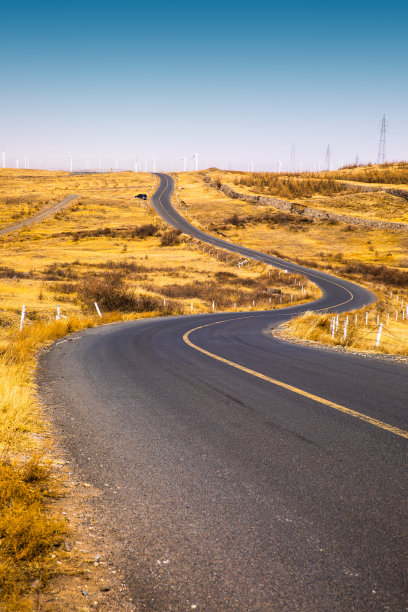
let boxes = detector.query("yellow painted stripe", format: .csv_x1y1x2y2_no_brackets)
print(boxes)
183,318,408,440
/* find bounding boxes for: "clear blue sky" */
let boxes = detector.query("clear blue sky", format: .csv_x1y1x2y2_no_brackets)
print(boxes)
1,0,407,171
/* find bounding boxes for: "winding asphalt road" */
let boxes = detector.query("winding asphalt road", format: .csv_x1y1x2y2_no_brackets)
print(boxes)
38,175,407,611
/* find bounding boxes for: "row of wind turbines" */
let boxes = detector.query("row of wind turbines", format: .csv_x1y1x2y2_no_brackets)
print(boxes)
1,151,200,173
133,153,199,173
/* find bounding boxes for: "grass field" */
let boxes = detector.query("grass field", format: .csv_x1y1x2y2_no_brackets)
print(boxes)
174,166,408,357
207,166,408,222
0,167,317,609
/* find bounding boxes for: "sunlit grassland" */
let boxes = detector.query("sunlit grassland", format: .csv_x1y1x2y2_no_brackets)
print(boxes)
282,308,408,356
175,171,408,269
175,170,408,356
0,167,319,608
208,167,408,223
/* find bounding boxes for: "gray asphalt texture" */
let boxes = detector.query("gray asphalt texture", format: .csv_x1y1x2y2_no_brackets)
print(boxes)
38,175,407,611
0,194,78,236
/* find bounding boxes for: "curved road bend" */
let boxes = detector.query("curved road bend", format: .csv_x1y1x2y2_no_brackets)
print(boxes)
38,176,407,611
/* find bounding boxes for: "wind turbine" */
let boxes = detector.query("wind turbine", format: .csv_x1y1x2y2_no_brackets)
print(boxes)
69,155,73,172
191,153,199,171
180,157,187,172
134,159,139,172
1,152,6,168
151,155,156,173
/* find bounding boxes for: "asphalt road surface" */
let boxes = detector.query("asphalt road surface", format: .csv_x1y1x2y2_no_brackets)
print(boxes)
0,194,78,236
38,175,407,611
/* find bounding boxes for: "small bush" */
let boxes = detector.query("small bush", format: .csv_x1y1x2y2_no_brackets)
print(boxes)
77,272,138,312
343,262,408,287
235,173,358,199
69,224,160,241
43,263,77,280
0,267,29,279
160,229,181,247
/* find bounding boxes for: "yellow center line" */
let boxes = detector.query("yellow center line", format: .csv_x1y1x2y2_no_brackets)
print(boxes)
183,318,408,440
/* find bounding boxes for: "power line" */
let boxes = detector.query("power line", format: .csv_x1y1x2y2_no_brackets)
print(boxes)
326,144,331,170
290,142,296,170
377,114,387,164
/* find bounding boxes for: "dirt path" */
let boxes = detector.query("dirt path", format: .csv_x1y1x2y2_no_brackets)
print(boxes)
0,194,79,236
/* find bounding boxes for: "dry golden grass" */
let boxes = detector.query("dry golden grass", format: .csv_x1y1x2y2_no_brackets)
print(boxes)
0,456,67,611
175,171,408,270
317,161,408,185
0,167,318,608
209,168,408,223
175,169,408,357
282,305,408,356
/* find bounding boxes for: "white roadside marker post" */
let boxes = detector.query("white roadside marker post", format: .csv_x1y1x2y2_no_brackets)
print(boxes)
163,298,166,308
375,324,383,348
387,312,390,325
355,313,358,325
396,311,398,322
343,318,348,344
56,305,61,321
94,302,102,318
335,315,339,332
19,305,26,331
191,302,193,313
331,317,335,339
365,312,368,325
212,300,215,312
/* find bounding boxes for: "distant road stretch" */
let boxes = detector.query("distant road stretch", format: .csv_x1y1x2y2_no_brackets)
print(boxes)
0,194,78,236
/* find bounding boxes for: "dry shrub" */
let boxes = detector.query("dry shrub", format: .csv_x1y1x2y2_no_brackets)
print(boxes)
235,173,357,199
325,163,408,185
50,281,76,294
343,262,408,287
160,229,181,246
43,263,78,280
0,457,66,608
77,272,183,314
77,272,138,312
155,269,302,308
70,223,159,241
212,210,312,233
0,267,30,279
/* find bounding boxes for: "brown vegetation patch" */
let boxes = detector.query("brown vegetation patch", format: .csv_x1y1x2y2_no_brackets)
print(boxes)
235,173,358,199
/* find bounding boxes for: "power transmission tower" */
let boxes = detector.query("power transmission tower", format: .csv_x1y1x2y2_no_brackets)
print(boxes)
377,114,387,164
326,145,331,171
290,143,296,171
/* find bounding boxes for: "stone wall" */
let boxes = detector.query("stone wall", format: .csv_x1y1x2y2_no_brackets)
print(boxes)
204,177,408,232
